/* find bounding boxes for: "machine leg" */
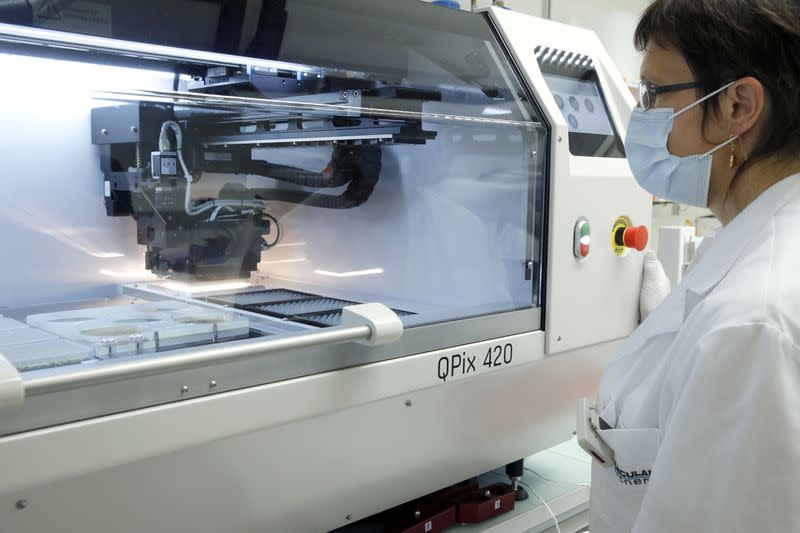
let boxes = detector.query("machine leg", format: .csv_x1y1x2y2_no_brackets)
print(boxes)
505,459,529,501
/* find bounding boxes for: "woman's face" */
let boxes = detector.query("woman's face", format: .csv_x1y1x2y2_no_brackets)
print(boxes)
640,41,731,212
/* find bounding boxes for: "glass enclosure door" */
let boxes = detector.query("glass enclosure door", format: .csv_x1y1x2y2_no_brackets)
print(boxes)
0,0,548,433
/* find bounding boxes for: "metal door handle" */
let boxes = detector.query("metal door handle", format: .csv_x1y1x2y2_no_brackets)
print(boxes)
12,303,403,398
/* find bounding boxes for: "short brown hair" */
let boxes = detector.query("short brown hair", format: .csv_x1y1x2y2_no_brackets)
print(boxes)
634,0,800,166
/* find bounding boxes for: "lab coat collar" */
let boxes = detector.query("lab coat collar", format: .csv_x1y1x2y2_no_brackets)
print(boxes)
681,172,800,297
619,173,800,357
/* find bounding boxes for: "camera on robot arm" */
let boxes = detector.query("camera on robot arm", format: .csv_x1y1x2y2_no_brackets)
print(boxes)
91,63,437,281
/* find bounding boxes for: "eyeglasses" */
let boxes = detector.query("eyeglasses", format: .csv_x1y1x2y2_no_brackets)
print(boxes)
638,80,703,110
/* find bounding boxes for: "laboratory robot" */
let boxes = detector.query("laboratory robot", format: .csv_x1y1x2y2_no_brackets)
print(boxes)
0,1,650,531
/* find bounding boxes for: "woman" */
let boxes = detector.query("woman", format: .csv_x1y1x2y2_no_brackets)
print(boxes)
589,1,800,532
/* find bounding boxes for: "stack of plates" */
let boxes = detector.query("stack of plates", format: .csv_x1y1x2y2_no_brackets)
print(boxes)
0,316,93,372
27,301,250,358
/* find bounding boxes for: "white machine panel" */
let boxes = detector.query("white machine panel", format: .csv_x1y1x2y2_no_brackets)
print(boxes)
490,8,652,354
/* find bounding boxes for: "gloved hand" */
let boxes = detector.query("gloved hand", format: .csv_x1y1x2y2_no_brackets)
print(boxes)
639,250,671,322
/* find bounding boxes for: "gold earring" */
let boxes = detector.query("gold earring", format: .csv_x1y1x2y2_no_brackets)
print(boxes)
729,137,738,169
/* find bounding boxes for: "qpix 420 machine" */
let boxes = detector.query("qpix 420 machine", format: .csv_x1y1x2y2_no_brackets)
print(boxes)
0,2,649,531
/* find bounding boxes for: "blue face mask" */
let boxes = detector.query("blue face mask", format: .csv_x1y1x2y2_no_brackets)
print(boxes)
625,82,736,207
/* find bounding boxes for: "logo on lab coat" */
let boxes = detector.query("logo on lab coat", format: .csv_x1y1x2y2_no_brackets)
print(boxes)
615,466,651,486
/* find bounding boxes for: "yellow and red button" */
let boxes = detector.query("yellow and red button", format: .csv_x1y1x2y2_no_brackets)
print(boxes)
612,216,648,256
621,225,649,251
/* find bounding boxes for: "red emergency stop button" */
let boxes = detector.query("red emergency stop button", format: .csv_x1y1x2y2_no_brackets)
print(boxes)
619,225,648,252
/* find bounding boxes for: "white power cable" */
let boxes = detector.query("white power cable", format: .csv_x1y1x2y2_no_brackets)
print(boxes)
484,469,564,533
525,467,590,489
518,480,562,533
208,205,237,222
208,205,225,222
158,120,266,217
158,120,176,152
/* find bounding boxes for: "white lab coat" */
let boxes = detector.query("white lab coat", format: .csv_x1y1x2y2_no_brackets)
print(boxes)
589,173,800,533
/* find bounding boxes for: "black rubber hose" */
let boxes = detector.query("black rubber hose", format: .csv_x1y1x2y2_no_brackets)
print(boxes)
242,146,357,189
221,145,382,209
205,146,357,189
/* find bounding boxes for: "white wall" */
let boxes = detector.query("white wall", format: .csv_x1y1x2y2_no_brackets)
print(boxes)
548,0,650,84
650,204,714,252
491,0,650,84
432,0,650,85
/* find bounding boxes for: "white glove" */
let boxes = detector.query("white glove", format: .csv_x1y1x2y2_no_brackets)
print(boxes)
639,250,671,322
